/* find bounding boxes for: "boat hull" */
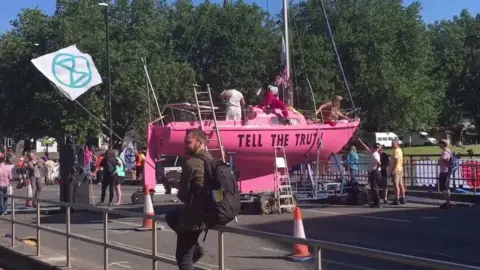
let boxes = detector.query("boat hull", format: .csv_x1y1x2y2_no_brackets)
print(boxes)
144,119,359,193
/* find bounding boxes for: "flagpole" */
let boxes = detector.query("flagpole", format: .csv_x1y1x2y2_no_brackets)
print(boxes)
282,0,292,107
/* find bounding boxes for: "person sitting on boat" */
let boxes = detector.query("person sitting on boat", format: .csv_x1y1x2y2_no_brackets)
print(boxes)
315,95,350,123
219,89,245,121
259,84,289,120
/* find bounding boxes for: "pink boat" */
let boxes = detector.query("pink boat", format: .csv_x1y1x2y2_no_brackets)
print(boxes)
142,0,360,213
144,104,360,197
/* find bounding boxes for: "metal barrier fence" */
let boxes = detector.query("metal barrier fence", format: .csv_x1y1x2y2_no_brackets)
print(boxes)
311,154,480,193
0,195,480,270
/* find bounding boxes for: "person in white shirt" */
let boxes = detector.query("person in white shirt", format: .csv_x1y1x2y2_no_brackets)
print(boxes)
219,89,245,121
369,143,382,208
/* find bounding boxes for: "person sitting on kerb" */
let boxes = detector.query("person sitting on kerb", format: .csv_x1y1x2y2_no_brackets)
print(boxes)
315,95,350,123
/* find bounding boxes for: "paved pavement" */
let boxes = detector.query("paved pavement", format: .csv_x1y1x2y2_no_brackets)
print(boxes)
1,184,480,269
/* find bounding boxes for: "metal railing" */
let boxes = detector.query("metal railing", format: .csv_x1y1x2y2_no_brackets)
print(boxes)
1,194,480,270
307,155,480,193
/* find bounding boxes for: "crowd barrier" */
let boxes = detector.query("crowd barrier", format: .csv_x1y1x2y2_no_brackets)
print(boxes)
311,154,480,193
0,195,479,270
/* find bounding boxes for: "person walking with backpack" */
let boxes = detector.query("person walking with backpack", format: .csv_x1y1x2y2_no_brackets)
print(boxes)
167,129,211,269
438,139,452,209
166,128,240,270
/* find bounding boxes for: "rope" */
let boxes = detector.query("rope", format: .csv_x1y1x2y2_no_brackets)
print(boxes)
160,7,210,114
290,0,317,111
73,100,123,141
319,0,356,114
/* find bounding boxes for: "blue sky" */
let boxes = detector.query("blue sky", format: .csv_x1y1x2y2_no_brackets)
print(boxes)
1,0,480,34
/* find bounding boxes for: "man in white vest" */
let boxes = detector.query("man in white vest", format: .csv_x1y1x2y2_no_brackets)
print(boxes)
219,89,245,120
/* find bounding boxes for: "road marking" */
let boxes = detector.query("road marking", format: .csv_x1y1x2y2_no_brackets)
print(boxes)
110,229,132,234
259,247,373,270
109,240,222,270
303,209,411,223
43,256,66,262
420,216,438,220
108,261,131,269
90,219,173,233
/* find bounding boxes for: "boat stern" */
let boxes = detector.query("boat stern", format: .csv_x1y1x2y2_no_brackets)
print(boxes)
144,123,174,189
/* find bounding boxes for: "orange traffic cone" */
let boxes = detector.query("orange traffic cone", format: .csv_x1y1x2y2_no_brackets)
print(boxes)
135,186,154,231
285,207,313,262
25,179,33,208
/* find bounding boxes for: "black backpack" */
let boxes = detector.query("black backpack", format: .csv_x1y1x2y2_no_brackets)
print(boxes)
103,158,116,176
197,156,241,228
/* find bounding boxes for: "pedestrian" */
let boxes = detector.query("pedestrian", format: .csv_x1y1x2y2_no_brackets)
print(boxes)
219,89,245,121
166,129,210,270
92,150,120,206
95,152,105,185
390,138,405,205
438,139,452,209
0,153,12,215
84,145,92,173
16,157,27,184
368,143,382,208
27,153,42,207
114,150,125,205
44,158,55,185
379,146,390,204
135,150,145,185
346,145,359,181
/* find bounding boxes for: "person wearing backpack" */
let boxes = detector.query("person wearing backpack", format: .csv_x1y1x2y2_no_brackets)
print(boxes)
166,128,240,270
166,129,211,270
91,150,120,206
438,139,452,209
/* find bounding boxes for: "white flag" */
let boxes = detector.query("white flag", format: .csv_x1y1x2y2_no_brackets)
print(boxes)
120,142,136,171
31,45,103,101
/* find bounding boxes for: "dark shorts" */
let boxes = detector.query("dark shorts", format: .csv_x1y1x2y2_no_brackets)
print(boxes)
116,176,124,185
439,172,450,191
136,166,143,176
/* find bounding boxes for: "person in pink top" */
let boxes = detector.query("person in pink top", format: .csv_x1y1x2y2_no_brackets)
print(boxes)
438,139,451,209
0,153,12,215
84,145,92,173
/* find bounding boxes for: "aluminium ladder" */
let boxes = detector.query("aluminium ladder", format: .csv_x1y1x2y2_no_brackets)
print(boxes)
193,84,226,162
273,146,296,213
193,85,237,222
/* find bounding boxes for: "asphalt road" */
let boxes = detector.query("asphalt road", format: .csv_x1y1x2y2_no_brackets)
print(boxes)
1,184,479,270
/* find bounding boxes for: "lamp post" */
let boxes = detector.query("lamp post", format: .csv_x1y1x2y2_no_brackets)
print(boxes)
99,2,113,148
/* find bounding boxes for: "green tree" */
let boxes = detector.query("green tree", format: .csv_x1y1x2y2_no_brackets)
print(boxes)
291,0,440,131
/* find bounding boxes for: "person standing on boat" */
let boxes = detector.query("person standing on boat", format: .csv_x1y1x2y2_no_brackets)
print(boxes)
316,95,350,123
219,89,245,121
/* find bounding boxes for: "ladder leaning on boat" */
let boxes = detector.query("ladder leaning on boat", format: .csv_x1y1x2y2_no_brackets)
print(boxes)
193,83,226,163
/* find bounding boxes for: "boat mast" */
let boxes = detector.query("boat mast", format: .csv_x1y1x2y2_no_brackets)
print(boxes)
282,0,292,107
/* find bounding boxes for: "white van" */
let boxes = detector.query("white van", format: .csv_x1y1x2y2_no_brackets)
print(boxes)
361,132,403,148
401,131,437,146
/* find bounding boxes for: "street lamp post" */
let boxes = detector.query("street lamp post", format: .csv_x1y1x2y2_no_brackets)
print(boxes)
99,2,113,148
